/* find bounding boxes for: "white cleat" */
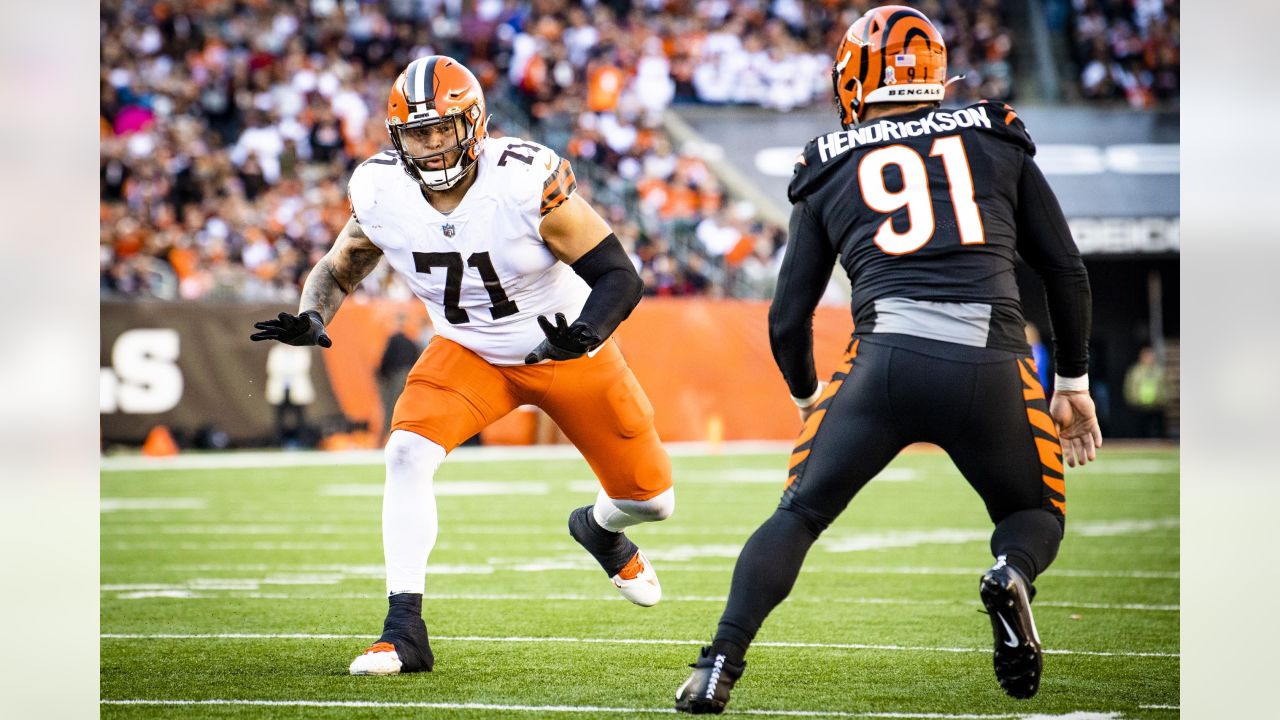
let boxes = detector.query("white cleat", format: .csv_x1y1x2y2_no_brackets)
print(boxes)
348,642,403,675
611,550,661,607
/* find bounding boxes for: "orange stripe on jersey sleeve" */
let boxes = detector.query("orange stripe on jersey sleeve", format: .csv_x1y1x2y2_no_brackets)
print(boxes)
540,158,577,217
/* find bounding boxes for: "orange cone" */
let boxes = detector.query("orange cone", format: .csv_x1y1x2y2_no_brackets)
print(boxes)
142,425,179,456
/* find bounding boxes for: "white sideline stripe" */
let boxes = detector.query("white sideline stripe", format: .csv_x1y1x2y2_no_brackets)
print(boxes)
321,481,550,497
676,468,918,484
99,634,1177,658
1069,517,1179,537
100,441,795,471
1138,705,1179,710
100,588,1179,612
98,699,1122,719
100,498,207,512
1036,601,1179,612
821,518,1177,552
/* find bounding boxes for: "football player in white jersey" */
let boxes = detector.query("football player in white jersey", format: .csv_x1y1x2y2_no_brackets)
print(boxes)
251,56,675,676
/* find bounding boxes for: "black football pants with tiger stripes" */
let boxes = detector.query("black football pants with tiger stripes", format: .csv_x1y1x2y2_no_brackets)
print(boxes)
714,333,1066,657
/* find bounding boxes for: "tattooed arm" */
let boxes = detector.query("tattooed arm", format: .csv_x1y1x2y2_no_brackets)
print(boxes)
300,216,385,322
250,217,384,348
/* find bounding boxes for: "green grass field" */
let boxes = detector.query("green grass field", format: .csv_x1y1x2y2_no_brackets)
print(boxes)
101,444,1178,719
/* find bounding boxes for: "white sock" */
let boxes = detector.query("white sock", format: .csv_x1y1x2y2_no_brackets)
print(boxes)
591,488,675,532
382,430,446,596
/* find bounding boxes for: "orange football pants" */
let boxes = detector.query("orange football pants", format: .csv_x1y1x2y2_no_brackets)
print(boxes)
391,336,672,501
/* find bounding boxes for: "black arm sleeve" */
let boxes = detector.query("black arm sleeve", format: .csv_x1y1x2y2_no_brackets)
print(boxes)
769,200,837,399
1014,156,1092,378
569,233,643,344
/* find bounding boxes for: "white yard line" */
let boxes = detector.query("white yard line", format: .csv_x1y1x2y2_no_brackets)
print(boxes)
100,441,795,472
109,561,1178,580
98,699,1125,719
99,587,1178,612
99,633,1177,658
102,443,1178,473
1069,459,1178,475
101,517,1176,552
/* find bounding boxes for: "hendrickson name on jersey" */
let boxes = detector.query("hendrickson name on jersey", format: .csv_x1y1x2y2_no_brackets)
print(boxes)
816,106,993,163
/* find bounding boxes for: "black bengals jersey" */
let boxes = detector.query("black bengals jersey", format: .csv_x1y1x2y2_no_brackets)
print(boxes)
771,101,1091,399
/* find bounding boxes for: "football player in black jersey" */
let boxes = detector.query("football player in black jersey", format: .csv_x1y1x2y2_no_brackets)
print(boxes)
676,6,1103,713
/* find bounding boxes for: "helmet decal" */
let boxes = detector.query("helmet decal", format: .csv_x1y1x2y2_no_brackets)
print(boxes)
831,5,948,129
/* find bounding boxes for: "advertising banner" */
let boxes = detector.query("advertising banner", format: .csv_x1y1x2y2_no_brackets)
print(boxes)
101,299,855,446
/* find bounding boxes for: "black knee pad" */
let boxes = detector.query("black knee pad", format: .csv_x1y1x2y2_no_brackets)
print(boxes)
773,502,831,539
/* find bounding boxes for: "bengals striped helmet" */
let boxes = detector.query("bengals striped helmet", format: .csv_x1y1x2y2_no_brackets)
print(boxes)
386,56,490,190
832,6,948,128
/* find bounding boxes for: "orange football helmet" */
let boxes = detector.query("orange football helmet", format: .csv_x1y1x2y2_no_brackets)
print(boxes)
387,55,490,190
832,5,948,128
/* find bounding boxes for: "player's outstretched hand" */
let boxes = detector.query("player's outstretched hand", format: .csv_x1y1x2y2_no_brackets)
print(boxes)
1049,391,1103,468
524,313,600,364
250,310,332,348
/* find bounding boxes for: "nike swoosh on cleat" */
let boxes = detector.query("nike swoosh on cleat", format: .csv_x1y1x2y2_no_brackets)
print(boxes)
996,612,1020,647
676,677,693,700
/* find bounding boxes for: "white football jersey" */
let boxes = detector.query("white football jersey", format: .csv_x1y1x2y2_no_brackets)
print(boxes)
348,136,590,365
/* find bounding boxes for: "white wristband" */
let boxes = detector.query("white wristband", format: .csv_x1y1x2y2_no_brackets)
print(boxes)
1054,374,1089,393
792,382,826,408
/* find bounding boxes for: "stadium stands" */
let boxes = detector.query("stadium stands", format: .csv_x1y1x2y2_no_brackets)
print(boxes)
1067,0,1179,106
98,1,996,302
103,1,1168,302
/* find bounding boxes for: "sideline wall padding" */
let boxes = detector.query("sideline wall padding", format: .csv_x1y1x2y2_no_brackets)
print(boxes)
101,299,853,445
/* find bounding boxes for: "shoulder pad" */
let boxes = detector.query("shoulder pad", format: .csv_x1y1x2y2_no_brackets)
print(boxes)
358,150,400,169
972,101,1035,155
787,137,826,204
347,151,400,226
485,137,577,217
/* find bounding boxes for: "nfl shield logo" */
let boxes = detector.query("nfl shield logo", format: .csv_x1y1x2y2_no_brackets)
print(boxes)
442,224,456,238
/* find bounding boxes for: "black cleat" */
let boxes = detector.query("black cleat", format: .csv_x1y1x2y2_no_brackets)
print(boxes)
980,562,1042,699
349,593,434,675
675,646,745,714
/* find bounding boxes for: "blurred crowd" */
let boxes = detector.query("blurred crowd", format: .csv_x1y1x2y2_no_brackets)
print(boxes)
100,0,1018,303
1068,0,1179,107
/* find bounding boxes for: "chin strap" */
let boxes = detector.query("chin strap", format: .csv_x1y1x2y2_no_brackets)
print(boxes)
416,156,474,192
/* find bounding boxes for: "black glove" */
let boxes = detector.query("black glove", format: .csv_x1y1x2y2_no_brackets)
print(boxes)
524,313,602,364
250,310,332,348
